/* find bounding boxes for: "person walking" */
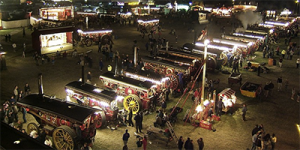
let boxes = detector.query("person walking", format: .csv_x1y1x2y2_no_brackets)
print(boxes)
297,91,300,103
257,65,261,76
13,86,19,99
296,58,300,68
99,59,104,71
184,138,191,150
291,87,296,100
87,72,92,83
281,49,286,58
142,136,147,150
134,113,142,133
271,133,277,150
136,137,143,148
21,106,27,123
24,83,30,96
197,138,204,150
257,86,262,102
139,111,143,130
122,129,130,146
278,57,283,68
161,100,167,112
284,79,289,91
178,136,184,150
128,108,134,127
242,104,247,121
277,76,282,91
251,131,260,150
290,50,294,60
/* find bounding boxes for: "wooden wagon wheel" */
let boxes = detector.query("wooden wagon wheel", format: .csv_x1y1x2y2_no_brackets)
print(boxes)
207,56,217,71
53,125,76,150
80,38,86,46
85,39,93,47
123,94,142,115
27,123,39,135
166,73,179,90
166,68,173,74
219,53,228,66
92,106,107,129
101,34,112,45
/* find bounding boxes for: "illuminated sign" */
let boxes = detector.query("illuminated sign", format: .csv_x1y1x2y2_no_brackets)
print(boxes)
128,2,139,5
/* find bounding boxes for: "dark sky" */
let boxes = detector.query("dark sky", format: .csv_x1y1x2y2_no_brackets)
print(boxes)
183,0,296,11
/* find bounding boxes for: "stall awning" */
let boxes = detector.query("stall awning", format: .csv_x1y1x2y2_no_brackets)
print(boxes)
218,88,235,98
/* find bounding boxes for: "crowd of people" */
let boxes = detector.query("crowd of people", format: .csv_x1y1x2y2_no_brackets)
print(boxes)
251,124,277,150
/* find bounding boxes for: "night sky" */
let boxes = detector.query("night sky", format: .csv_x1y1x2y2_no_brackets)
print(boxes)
169,0,297,11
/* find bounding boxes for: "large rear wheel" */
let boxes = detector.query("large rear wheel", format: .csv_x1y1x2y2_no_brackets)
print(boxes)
123,94,142,114
27,123,39,135
92,106,107,128
166,73,179,90
52,125,77,150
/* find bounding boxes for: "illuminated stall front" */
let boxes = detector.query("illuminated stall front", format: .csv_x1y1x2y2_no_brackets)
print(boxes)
39,6,74,21
32,26,74,55
218,88,236,113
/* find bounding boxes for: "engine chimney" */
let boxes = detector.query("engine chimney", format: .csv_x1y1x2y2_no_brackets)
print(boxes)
38,73,44,95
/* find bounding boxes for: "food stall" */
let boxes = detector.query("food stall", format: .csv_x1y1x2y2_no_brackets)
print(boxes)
31,26,74,55
218,88,236,113
240,82,261,98
39,6,74,21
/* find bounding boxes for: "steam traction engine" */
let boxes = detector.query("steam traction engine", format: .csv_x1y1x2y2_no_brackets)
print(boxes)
17,74,99,150
100,72,156,114
65,81,124,128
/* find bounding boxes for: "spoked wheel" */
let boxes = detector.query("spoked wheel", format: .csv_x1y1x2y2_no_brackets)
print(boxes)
166,73,179,90
27,123,39,135
53,125,76,150
92,106,107,129
85,39,92,47
80,39,86,46
219,53,228,66
123,94,142,114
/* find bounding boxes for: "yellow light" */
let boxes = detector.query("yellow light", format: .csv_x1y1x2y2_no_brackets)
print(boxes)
297,124,300,134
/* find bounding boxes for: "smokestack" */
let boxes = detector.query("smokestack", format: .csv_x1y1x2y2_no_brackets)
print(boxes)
114,53,118,76
80,60,85,84
38,73,44,95
134,47,138,67
82,66,85,84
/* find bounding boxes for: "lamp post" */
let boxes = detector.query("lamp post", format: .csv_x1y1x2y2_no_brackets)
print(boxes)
296,0,299,15
201,39,210,104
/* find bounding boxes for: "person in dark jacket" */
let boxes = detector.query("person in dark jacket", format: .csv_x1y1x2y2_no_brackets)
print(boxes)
128,108,134,127
184,137,191,150
178,136,184,150
134,113,142,133
197,138,204,150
